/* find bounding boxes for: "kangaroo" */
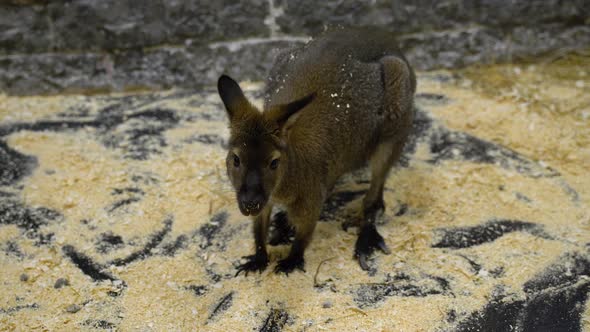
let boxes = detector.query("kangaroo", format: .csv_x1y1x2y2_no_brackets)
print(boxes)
217,27,416,275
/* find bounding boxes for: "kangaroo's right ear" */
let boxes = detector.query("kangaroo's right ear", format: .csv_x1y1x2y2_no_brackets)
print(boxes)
217,75,250,122
267,92,316,129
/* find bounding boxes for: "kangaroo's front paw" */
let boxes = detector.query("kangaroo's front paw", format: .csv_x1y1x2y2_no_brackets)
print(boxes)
274,255,305,275
354,224,391,271
235,253,268,277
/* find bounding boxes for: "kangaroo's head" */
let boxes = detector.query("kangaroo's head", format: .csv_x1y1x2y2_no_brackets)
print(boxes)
217,75,315,216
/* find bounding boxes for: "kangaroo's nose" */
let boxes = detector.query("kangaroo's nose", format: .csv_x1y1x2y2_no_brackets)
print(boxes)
238,185,264,215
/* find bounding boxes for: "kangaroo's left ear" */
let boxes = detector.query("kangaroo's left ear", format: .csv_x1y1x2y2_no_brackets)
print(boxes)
266,93,316,129
217,75,253,122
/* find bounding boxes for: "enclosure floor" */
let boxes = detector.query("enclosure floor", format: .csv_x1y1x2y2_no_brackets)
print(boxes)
1,57,589,331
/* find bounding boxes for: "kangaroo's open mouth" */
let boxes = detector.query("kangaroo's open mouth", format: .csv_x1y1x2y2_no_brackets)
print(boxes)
238,201,264,217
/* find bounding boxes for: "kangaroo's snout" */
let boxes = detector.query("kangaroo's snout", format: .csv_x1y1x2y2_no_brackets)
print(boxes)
238,186,265,216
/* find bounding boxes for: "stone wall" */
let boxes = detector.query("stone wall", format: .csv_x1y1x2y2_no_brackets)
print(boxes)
0,0,588,95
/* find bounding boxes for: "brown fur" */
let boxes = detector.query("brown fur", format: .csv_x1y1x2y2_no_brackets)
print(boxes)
217,27,416,275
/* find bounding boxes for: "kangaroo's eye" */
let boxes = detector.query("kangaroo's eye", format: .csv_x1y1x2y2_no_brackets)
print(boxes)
233,154,240,167
270,158,279,170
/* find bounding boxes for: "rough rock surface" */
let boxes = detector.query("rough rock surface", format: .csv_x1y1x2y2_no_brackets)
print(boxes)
0,0,589,94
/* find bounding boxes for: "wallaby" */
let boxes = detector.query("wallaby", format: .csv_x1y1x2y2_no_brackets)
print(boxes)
217,27,416,275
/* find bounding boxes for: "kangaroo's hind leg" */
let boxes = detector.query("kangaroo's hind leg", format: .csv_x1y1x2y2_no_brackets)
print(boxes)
355,55,415,271
355,140,402,270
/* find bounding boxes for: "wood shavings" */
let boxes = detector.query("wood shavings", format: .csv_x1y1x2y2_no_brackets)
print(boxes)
1,54,589,330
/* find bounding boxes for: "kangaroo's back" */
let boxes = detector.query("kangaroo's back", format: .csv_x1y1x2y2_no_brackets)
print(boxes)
265,28,412,104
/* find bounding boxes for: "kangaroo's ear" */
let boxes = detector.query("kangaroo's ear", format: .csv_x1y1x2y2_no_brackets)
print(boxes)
268,93,316,129
217,75,250,122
